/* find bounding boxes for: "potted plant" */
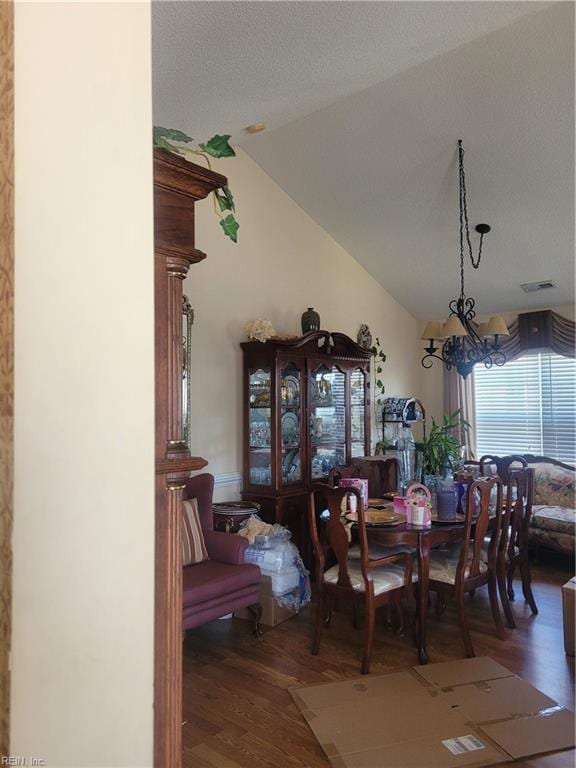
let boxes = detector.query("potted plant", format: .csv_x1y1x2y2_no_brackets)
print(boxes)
421,410,468,483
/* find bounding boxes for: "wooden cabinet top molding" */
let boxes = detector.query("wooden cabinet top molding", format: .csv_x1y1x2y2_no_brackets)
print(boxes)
153,148,227,201
241,331,372,361
154,149,228,265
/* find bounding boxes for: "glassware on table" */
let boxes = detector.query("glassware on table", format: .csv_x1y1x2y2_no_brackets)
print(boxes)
434,469,456,521
397,426,417,494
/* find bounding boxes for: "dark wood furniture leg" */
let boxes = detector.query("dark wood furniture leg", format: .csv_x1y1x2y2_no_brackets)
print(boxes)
498,556,516,629
520,559,539,615
417,535,430,664
455,585,475,657
247,603,264,637
312,589,324,654
507,553,538,615
488,573,506,640
507,562,516,601
361,593,376,675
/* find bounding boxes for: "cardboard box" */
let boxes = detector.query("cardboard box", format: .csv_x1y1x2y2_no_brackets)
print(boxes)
290,656,574,768
562,576,576,656
235,574,296,628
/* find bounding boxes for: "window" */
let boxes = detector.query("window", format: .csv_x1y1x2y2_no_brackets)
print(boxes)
474,351,576,464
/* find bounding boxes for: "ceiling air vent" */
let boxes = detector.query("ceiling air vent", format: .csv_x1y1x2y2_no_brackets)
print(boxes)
520,280,556,293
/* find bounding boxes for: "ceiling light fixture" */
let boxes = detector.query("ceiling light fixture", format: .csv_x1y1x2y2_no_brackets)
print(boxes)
244,123,266,134
421,140,509,379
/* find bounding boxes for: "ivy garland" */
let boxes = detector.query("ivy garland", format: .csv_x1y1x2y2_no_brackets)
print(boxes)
370,337,388,453
153,127,239,243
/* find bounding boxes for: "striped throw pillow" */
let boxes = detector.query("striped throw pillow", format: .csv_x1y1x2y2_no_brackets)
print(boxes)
182,498,208,566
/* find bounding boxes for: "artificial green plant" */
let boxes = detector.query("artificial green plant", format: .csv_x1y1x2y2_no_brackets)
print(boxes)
421,409,469,476
153,127,239,243
370,337,388,454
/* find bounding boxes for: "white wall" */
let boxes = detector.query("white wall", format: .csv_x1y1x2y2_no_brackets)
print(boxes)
187,149,427,500
12,3,154,766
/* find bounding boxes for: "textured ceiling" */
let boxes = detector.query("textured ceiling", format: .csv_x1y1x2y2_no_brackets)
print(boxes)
153,1,575,320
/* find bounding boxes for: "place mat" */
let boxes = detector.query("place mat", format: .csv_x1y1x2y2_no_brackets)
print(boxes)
346,508,400,526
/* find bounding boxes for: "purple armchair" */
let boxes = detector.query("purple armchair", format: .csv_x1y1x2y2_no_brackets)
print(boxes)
182,473,262,633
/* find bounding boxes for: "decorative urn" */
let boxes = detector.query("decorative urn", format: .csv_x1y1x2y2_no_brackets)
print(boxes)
301,307,320,333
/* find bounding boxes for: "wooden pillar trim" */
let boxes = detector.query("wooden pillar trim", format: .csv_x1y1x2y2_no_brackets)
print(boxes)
153,149,226,768
0,0,14,757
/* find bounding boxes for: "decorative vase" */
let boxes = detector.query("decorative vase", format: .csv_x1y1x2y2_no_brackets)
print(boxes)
436,488,457,520
301,307,320,333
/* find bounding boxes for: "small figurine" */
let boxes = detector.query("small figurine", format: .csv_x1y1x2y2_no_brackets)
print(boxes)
357,324,373,350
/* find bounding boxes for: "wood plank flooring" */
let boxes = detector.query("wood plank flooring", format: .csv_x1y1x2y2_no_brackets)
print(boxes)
182,555,575,768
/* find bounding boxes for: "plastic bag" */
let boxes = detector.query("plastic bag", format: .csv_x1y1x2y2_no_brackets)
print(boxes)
275,553,311,612
239,515,311,611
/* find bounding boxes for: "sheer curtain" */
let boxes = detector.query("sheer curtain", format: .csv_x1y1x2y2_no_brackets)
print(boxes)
443,367,477,459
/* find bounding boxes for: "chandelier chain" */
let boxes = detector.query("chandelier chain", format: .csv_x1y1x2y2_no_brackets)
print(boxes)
458,140,483,277
421,140,501,379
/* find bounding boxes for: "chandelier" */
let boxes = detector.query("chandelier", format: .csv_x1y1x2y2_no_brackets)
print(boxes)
421,140,509,379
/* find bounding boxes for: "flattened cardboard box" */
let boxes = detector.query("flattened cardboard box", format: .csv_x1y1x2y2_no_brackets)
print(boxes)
290,657,574,768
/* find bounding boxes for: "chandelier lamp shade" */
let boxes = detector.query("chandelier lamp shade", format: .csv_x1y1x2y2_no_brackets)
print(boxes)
421,140,509,379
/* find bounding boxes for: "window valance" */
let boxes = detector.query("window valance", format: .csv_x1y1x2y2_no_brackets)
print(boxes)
500,310,575,361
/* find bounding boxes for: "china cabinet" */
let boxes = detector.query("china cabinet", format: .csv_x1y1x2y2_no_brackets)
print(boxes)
241,331,371,559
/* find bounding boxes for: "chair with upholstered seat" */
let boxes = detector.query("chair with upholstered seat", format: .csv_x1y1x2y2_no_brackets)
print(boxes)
504,467,538,617
309,483,415,674
329,458,399,498
328,464,364,487
182,473,262,635
428,476,506,657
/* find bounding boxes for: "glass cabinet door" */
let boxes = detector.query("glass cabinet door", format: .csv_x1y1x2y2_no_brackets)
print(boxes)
280,362,302,486
248,368,272,486
310,364,346,479
350,368,367,458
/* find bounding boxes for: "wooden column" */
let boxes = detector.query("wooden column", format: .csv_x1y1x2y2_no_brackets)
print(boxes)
0,0,14,756
153,150,226,768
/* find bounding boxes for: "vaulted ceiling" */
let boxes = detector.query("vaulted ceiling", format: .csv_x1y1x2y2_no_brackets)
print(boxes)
153,1,574,320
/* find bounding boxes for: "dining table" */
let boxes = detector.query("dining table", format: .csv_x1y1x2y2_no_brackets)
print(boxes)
364,516,467,665
323,485,505,665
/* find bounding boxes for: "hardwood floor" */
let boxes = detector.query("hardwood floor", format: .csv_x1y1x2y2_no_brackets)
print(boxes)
182,555,575,768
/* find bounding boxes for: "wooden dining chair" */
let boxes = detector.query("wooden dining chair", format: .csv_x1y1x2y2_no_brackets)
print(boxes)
328,464,364,486
428,477,506,657
505,467,538,616
479,454,528,483
309,484,414,674
352,457,400,496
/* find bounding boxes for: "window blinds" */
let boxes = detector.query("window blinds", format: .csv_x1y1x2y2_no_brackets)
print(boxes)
474,351,576,464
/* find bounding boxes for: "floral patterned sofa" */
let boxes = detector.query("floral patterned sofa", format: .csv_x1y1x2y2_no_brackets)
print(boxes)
524,456,575,555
